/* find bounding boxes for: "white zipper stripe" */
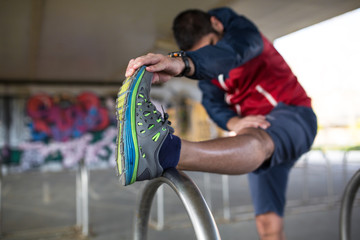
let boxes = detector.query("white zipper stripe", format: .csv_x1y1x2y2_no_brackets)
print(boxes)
218,74,229,91
225,93,241,116
225,93,232,105
235,104,241,115
255,85,278,106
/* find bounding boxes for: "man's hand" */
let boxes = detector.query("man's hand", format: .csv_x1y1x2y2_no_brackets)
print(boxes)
226,115,271,135
125,53,190,84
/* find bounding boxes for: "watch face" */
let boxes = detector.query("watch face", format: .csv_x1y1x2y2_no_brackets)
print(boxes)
168,51,185,57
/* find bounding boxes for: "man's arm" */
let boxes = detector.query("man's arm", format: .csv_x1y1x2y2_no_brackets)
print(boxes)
125,53,195,83
199,80,237,130
200,81,271,133
226,115,271,134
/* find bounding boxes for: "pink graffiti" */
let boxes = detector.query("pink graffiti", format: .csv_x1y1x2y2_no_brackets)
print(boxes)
18,127,117,169
27,92,110,141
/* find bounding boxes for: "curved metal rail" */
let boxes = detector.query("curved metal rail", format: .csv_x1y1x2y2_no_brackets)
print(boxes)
340,169,360,240
134,168,221,240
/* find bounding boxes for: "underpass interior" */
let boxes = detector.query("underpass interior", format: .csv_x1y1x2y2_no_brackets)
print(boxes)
1,0,360,239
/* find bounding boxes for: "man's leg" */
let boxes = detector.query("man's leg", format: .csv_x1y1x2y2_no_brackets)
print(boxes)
247,159,295,240
176,126,287,240
116,67,274,185
177,127,275,174
116,68,316,187
255,212,285,240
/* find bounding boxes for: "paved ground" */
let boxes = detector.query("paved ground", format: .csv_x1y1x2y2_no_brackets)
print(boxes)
1,151,360,240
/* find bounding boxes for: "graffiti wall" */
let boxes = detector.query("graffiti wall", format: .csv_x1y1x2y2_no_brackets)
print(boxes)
1,92,118,171
27,92,111,142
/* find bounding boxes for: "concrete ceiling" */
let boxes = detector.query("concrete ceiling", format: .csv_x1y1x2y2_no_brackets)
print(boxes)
0,0,359,84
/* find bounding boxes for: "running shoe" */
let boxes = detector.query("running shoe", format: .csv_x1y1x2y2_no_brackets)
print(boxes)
115,66,174,186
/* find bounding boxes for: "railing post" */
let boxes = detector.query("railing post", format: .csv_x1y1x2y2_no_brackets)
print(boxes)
342,150,349,186
222,175,230,221
203,173,212,210
76,162,82,228
302,156,309,203
134,168,221,240
155,185,164,230
80,159,89,236
0,160,2,237
340,169,360,240
322,150,335,201
76,159,89,236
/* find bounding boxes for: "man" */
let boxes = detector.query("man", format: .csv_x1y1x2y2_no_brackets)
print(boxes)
116,7,317,240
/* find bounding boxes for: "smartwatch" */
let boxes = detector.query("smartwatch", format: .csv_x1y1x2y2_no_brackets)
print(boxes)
168,51,191,77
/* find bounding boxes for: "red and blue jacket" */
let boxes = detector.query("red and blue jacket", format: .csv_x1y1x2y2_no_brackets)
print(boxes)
186,7,311,130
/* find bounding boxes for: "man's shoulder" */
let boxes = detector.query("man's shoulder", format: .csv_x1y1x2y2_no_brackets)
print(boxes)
209,7,254,29
208,7,235,15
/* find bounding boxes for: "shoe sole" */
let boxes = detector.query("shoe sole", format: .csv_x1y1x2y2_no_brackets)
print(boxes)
116,66,146,185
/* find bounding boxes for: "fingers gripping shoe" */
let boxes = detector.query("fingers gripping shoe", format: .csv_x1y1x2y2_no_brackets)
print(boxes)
116,66,174,186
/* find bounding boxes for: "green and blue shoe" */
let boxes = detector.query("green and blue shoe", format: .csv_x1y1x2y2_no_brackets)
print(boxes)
115,66,174,186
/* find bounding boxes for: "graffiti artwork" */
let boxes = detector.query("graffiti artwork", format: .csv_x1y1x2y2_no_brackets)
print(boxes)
1,92,118,171
27,92,111,142
19,127,117,170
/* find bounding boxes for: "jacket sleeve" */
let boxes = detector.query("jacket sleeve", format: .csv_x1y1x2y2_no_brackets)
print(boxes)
186,7,263,80
198,80,237,130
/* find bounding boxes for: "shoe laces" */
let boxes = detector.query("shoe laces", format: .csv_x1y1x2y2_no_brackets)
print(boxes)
156,105,174,134
160,105,172,126
138,94,173,132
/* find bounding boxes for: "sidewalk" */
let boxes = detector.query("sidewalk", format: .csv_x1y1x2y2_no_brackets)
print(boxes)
1,154,360,240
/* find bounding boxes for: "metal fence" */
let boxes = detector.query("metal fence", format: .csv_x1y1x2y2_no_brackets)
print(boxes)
149,149,360,229
0,149,359,239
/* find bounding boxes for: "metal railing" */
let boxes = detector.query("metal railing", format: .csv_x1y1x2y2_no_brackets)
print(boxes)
150,149,360,228
1,149,359,238
340,169,360,240
76,159,89,236
134,168,221,240
0,160,90,238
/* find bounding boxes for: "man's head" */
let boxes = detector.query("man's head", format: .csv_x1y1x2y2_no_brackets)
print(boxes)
172,9,224,51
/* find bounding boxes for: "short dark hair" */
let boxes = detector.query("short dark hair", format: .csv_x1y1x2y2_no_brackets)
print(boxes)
172,9,216,51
